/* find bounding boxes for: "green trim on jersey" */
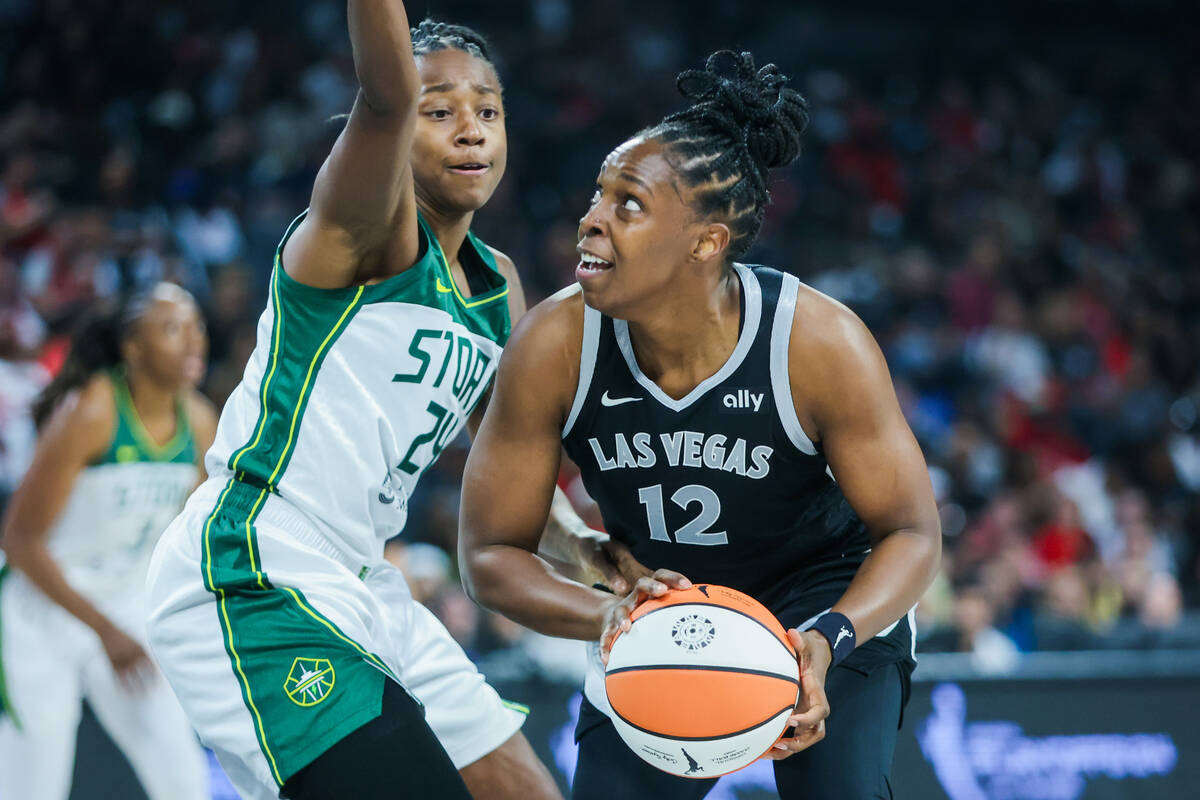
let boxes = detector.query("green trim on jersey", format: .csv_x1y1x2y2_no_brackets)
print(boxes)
97,369,194,466
0,565,20,730
200,480,400,786
225,265,366,484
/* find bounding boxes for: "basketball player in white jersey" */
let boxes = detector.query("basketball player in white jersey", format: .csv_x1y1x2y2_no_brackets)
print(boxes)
0,283,214,800
142,3,638,799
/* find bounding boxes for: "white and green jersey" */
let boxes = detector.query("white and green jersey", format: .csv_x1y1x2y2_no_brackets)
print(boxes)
203,212,511,566
47,370,197,602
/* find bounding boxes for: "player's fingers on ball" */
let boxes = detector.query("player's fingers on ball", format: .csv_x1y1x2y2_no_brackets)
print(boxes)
634,574,668,599
651,568,691,590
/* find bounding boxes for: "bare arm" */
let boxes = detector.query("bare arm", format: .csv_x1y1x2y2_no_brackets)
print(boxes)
459,290,618,639
794,289,942,645
1,379,123,638
283,0,421,288
463,264,646,594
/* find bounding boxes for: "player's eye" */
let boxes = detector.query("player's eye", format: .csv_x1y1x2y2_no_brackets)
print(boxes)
590,188,602,205
622,195,644,212
479,107,499,121
426,109,451,119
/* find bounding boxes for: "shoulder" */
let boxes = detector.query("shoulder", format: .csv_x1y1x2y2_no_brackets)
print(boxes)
185,391,219,446
485,244,527,322
486,244,519,285
787,282,894,431
789,282,881,369
495,284,586,411
41,374,117,461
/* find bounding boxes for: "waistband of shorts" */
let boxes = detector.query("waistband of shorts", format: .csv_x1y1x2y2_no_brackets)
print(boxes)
215,476,376,578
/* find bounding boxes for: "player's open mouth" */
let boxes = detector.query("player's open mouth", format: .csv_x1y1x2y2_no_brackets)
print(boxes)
449,163,489,175
576,250,614,277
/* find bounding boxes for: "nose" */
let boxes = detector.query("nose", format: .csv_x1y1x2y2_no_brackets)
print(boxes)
578,202,606,241
455,116,484,147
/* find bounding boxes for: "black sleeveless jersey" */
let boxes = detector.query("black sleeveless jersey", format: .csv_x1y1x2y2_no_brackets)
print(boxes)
562,264,913,672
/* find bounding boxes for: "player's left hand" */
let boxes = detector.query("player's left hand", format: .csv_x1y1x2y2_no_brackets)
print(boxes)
599,568,692,664
763,629,832,760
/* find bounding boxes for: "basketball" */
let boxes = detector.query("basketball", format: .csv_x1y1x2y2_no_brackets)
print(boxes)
604,584,800,778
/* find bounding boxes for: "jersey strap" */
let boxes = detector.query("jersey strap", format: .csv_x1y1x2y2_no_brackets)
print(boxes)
768,273,818,456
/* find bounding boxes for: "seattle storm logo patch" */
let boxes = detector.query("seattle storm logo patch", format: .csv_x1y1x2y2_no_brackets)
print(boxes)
285,657,336,707
672,614,715,651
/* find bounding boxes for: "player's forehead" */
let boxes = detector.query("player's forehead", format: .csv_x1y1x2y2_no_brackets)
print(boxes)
416,49,501,100
597,136,675,194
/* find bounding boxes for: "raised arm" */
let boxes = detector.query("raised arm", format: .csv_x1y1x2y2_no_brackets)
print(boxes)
459,290,620,639
284,0,421,288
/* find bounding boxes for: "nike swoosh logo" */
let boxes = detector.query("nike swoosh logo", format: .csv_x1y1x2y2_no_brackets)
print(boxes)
436,278,453,293
600,391,642,407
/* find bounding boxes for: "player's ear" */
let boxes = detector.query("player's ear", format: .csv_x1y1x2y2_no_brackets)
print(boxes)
690,222,730,264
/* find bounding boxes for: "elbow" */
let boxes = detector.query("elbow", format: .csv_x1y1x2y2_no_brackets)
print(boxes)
0,526,28,569
358,69,420,118
458,539,503,611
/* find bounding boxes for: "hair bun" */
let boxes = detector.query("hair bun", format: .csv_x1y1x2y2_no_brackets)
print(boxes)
675,50,808,173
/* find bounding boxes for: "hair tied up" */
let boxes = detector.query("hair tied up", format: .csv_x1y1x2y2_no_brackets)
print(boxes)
674,50,808,175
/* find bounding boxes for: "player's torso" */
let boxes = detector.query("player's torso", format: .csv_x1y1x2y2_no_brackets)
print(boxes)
563,265,870,604
205,213,509,563
49,373,196,600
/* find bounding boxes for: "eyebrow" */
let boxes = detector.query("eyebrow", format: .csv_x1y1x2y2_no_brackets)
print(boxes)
421,82,499,96
618,172,654,196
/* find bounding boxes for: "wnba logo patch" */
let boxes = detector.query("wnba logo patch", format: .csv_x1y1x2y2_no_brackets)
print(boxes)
672,615,715,651
284,657,336,707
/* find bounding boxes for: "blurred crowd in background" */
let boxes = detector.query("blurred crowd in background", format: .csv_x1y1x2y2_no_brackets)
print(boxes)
1,0,1197,677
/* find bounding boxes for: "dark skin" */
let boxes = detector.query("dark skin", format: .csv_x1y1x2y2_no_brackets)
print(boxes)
257,4,645,797
460,135,941,760
0,286,216,691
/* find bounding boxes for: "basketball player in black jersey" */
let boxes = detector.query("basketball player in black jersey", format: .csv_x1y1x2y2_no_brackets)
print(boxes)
460,51,941,799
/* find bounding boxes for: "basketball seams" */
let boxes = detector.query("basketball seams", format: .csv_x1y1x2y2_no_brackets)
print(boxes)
605,663,800,687
610,704,796,743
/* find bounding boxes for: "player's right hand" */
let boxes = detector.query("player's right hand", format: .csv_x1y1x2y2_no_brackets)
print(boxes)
99,624,155,690
599,568,691,664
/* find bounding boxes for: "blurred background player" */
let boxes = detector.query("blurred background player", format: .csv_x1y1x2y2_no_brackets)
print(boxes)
0,282,214,800
142,2,630,798
459,51,940,799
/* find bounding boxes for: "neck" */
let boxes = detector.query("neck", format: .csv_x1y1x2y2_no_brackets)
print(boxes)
122,367,178,422
626,266,741,399
417,199,474,269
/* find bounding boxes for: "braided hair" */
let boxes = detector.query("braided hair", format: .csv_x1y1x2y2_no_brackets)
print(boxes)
31,289,156,429
644,50,808,260
410,18,497,74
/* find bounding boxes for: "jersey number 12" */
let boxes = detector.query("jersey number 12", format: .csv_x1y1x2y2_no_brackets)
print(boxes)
637,484,728,546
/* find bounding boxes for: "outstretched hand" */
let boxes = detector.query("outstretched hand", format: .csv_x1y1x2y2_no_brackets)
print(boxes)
599,569,692,664
763,629,832,760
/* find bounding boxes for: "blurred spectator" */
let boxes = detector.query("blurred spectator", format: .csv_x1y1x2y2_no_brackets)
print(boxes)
1,0,1196,658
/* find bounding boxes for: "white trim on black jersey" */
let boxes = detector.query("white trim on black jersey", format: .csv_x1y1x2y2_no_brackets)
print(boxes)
563,303,602,438
770,273,818,456
612,263,763,413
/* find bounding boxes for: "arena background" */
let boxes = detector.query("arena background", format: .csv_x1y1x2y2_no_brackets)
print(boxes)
1,0,1198,797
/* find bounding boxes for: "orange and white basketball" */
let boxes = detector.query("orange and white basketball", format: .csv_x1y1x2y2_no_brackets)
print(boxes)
604,584,800,778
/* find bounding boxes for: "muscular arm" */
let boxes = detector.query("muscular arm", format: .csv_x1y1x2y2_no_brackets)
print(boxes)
0,379,122,637
793,288,941,645
283,0,421,288
459,290,615,639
